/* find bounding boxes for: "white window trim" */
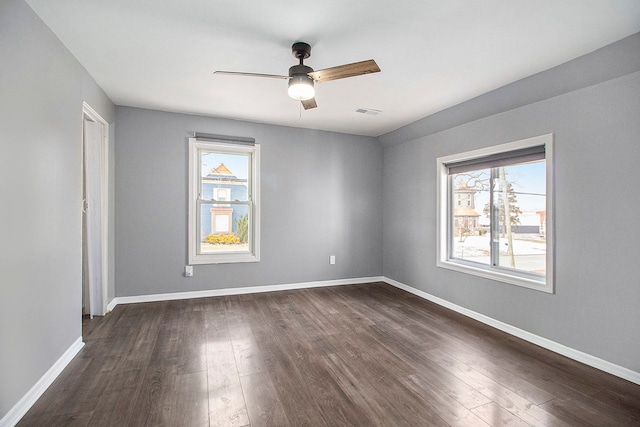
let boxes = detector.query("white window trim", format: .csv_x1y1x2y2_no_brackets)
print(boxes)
188,138,260,264
436,134,554,293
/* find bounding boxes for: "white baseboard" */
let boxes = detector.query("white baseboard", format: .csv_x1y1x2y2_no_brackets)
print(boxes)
107,276,385,309
383,276,640,386
106,297,117,312
0,337,84,427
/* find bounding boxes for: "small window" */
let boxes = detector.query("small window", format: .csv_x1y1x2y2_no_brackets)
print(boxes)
437,134,553,292
188,138,260,264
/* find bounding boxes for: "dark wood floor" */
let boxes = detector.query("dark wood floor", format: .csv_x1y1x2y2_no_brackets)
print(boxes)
18,282,640,426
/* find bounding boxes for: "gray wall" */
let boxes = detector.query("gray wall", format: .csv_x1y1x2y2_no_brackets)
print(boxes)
381,38,640,372
114,107,382,297
0,0,115,419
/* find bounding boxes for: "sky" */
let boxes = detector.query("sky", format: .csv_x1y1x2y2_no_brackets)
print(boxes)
455,160,546,214
201,152,249,179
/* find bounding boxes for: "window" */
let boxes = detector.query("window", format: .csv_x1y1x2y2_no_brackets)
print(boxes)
214,187,231,204
437,134,553,292
188,138,260,264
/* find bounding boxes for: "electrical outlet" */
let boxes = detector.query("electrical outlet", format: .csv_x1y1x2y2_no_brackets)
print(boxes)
185,265,193,277
330,255,336,265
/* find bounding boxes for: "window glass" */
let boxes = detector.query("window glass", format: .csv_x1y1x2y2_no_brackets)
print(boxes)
199,152,250,255
450,161,546,275
450,168,490,266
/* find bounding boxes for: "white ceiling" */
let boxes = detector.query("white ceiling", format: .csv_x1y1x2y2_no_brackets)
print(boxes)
25,0,640,137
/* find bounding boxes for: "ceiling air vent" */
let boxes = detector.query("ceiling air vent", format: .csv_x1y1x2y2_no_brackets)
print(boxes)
355,108,381,115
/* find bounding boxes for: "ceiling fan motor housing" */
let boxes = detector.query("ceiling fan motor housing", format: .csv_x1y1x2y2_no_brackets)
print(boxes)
289,64,313,78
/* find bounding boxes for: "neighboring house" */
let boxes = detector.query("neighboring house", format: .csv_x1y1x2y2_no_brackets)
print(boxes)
200,163,248,239
453,181,481,236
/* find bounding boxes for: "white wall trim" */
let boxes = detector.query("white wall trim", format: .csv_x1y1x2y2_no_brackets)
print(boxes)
0,337,84,427
383,276,640,386
82,101,109,316
107,276,385,309
106,297,118,313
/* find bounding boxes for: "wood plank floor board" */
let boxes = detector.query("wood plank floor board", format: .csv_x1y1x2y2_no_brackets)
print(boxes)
46,410,95,427
240,372,291,427
323,349,449,427
481,340,610,401
320,352,405,427
87,385,143,427
17,282,640,426
176,304,208,376
338,330,418,379
256,340,330,427
206,340,250,426
424,347,572,427
539,395,638,427
170,371,210,427
129,364,178,427
471,402,532,427
399,374,491,427
590,387,640,422
293,352,375,426
428,338,557,405
279,327,378,427
498,335,616,397
408,369,494,411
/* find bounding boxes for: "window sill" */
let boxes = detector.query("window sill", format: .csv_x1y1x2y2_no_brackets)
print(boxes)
437,259,553,293
189,253,260,265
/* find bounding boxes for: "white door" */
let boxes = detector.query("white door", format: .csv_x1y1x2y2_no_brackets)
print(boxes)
83,117,105,317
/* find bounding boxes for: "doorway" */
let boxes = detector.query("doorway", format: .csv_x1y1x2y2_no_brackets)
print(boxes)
82,102,108,319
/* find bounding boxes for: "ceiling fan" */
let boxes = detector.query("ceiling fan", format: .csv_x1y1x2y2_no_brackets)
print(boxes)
214,42,380,110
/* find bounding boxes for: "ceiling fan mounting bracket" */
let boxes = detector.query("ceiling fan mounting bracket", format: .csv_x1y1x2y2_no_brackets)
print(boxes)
291,42,312,61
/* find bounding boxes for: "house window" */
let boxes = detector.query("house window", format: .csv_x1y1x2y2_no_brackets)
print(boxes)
437,134,553,292
214,187,231,204
188,138,260,264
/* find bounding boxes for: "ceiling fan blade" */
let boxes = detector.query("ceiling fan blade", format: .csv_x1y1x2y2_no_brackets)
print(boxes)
214,71,290,79
308,60,380,83
301,98,317,110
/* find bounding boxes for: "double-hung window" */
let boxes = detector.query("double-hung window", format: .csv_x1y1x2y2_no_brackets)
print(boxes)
437,134,553,292
188,137,260,264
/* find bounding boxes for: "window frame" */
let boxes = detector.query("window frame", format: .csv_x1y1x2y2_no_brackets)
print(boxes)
436,134,554,293
188,138,260,265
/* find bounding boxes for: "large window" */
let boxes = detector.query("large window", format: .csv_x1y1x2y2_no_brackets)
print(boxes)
437,134,553,292
188,138,260,264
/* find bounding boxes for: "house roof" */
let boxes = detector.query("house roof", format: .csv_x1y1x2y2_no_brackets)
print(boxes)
212,163,233,175
204,163,246,183
454,208,481,217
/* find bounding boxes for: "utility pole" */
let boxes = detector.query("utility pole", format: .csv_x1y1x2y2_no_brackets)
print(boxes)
500,167,516,268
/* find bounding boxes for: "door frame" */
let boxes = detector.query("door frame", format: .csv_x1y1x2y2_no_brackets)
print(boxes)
82,101,109,316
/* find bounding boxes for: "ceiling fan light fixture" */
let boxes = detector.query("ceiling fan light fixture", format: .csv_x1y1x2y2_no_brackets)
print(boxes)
288,74,315,100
